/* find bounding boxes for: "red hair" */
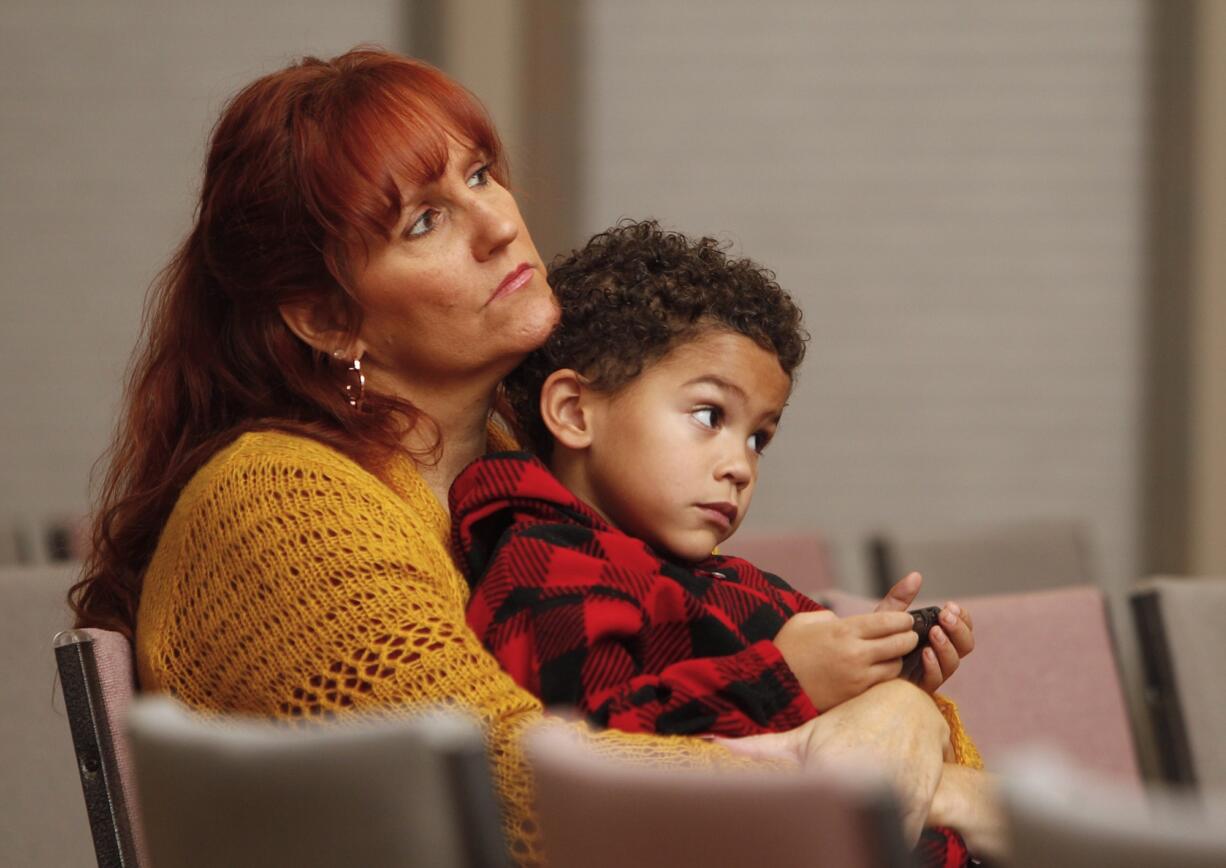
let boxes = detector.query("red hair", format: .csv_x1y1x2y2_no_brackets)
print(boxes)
69,48,506,638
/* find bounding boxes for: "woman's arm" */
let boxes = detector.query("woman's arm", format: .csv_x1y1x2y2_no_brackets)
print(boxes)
144,436,978,863
138,435,762,866
721,678,952,847
929,764,1006,861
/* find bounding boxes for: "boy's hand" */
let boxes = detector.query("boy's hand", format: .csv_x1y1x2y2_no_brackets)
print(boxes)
914,601,975,692
875,572,976,692
774,610,918,711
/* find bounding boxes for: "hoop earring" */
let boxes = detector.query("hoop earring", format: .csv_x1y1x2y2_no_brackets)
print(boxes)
332,350,366,409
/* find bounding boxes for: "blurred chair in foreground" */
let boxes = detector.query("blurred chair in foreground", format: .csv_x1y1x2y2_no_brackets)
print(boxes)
1001,750,1226,867
1131,576,1226,791
525,723,909,868
125,696,508,868
822,585,1141,787
722,529,837,593
868,517,1093,600
54,627,147,868
1,565,96,866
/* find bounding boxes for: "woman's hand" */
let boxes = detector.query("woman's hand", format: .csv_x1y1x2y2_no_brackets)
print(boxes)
929,764,1006,860
875,572,975,692
774,610,918,710
719,679,950,847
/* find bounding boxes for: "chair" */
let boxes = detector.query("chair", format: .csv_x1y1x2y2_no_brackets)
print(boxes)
525,723,910,868
53,627,147,868
125,695,509,868
867,517,1093,600
822,585,1142,787
0,565,96,866
1131,576,1226,790
1000,750,1226,867
721,530,836,592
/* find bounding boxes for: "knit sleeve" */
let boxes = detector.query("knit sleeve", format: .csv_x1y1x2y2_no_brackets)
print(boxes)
136,434,756,867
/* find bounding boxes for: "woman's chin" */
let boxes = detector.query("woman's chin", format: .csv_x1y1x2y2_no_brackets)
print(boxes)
509,290,562,352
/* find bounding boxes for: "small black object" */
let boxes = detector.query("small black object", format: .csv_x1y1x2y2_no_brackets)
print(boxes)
899,606,943,684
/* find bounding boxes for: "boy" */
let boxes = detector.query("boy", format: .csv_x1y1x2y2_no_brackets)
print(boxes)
450,220,975,741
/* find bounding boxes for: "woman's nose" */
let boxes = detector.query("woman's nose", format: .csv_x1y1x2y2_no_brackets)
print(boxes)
470,195,519,261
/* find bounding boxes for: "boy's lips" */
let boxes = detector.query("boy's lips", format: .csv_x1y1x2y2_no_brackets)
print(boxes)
696,501,737,530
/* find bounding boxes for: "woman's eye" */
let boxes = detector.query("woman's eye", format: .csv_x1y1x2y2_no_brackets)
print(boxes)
406,208,439,238
692,407,721,429
467,163,492,189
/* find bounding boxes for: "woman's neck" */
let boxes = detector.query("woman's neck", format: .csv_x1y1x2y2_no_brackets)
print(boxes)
398,375,500,508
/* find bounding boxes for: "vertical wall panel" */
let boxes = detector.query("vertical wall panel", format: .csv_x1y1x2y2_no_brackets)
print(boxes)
582,1,1146,598
1192,2,1226,574
0,1,404,553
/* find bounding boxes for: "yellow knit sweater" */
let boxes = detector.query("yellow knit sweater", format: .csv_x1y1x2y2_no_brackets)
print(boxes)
136,429,980,865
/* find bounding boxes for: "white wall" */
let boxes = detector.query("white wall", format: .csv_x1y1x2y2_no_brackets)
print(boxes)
0,1,405,558
1193,2,1226,574
581,0,1147,597
5,1,1150,592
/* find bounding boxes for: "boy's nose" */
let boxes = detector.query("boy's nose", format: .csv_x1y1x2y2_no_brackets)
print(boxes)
716,451,753,489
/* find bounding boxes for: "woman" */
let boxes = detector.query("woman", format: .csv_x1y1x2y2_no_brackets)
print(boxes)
69,48,998,864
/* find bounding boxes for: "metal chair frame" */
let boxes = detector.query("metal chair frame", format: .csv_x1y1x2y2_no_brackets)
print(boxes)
54,628,143,868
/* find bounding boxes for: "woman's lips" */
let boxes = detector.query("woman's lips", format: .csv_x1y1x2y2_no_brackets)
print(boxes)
697,502,736,531
489,262,533,303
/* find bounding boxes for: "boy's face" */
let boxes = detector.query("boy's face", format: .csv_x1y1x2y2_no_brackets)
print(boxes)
575,330,791,563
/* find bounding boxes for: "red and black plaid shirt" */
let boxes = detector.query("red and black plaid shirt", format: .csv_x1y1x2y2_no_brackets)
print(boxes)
451,452,971,867
451,452,823,737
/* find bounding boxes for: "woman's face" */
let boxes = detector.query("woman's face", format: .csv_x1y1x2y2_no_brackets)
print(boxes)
348,139,559,398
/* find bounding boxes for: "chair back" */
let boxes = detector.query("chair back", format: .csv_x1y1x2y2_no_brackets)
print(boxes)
125,696,508,868
1001,751,1226,867
1131,576,1226,790
868,517,1092,600
53,627,146,868
525,724,909,868
722,530,836,592
823,585,1141,787
1,564,96,866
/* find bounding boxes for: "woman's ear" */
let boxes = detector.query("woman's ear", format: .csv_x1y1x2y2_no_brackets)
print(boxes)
279,298,363,359
540,369,596,450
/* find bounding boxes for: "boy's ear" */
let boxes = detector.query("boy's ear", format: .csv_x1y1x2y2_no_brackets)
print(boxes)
540,369,595,450
279,297,364,359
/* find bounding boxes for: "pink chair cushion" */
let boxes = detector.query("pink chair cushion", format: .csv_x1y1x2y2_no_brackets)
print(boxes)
720,531,836,592
824,585,1141,788
527,724,904,868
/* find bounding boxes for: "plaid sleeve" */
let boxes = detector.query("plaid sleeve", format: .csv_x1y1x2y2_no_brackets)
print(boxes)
791,590,826,613
466,530,819,738
585,637,819,737
915,825,972,868
742,563,826,614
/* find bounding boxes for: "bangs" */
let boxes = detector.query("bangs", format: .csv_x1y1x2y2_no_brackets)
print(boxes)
296,54,506,254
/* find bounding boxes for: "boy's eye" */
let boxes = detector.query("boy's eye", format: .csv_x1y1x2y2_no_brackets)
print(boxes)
467,163,492,188
692,407,722,429
748,431,772,455
406,208,440,238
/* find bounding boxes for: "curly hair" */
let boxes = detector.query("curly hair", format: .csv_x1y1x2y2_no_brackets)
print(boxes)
505,219,808,457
